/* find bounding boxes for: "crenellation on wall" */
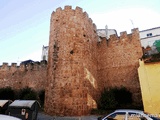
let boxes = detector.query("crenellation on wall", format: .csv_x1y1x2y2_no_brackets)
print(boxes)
19,63,26,71
1,63,9,70
64,5,72,10
56,7,62,13
99,28,141,48
75,6,83,14
93,23,97,31
83,12,89,20
0,60,47,90
130,28,140,42
51,11,55,16
10,63,18,72
0,5,144,117
120,31,127,40
0,61,47,72
131,28,139,34
109,34,119,41
11,63,17,67
88,18,93,24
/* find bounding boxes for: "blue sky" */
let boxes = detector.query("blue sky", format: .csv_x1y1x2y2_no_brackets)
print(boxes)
0,0,160,65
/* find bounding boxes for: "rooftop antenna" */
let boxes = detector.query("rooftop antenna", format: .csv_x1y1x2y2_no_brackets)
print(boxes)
130,19,135,29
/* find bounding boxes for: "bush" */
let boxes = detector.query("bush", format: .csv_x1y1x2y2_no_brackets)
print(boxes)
98,88,118,110
112,87,132,105
98,87,133,110
0,87,44,103
18,87,37,100
38,89,45,107
0,87,15,100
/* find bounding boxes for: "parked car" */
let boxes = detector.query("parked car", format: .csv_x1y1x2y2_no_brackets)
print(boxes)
98,109,160,120
0,114,21,120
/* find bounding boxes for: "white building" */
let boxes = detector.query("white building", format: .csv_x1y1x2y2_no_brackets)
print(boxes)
97,29,117,40
97,25,117,40
140,26,160,48
42,45,49,61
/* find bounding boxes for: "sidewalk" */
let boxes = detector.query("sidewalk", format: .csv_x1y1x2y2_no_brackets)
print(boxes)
37,112,99,120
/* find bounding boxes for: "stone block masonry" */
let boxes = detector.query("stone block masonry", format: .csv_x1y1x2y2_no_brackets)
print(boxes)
44,6,143,116
44,6,99,116
0,60,47,91
97,29,143,103
0,5,143,116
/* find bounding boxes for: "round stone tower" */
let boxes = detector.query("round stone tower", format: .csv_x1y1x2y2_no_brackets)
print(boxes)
44,6,99,116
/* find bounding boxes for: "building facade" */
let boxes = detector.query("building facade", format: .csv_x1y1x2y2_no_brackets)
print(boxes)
138,60,160,115
140,27,160,48
42,45,49,61
97,25,117,40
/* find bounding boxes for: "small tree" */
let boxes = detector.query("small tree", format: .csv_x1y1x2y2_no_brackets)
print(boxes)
0,87,15,100
98,88,118,110
112,87,132,107
18,87,37,100
98,87,133,110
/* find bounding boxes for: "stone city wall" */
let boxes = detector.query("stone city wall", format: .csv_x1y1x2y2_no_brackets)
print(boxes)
44,5,143,116
97,29,143,103
0,61,47,91
0,5,143,116
44,6,100,116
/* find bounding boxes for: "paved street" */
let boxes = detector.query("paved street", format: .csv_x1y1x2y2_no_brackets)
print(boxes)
37,112,99,120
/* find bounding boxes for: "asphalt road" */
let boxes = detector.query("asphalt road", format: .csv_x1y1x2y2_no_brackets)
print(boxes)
37,112,99,120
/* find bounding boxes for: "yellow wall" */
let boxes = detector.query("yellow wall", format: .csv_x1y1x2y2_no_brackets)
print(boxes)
138,60,160,115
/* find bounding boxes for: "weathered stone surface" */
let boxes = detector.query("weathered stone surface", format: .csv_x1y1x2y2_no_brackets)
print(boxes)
44,6,143,116
97,29,143,103
0,61,47,91
0,5,143,117
44,6,99,116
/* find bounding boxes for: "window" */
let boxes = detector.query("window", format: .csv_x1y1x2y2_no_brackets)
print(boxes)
146,33,152,37
104,112,126,120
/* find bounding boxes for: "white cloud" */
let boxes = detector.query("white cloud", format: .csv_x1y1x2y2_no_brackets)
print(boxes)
90,8,160,34
18,49,42,64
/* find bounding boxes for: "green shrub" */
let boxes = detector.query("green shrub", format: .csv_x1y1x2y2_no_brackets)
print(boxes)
112,87,132,105
98,88,118,110
0,87,15,100
18,87,37,100
98,87,133,110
